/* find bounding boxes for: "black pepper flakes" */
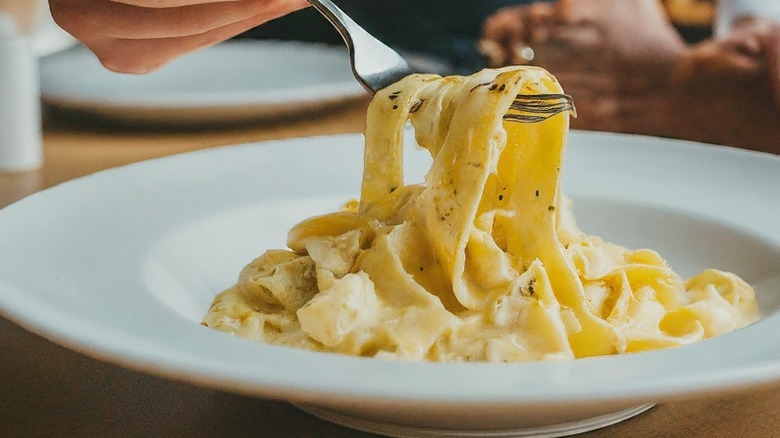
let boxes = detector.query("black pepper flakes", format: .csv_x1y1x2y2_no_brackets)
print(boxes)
535,190,540,197
392,105,398,110
518,278,537,297
489,84,498,91
498,194,504,201
498,84,506,92
548,205,555,211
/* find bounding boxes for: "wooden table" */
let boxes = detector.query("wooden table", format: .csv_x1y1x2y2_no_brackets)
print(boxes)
1,103,778,438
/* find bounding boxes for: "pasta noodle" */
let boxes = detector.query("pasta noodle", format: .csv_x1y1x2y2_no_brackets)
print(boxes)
203,66,759,362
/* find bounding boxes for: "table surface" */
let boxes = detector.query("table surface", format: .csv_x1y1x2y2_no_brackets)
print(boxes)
1,102,778,438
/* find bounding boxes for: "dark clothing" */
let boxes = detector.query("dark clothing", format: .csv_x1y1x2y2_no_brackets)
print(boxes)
241,1,713,74
240,1,540,74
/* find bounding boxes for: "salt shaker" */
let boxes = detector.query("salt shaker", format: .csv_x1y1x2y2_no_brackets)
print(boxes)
0,12,42,172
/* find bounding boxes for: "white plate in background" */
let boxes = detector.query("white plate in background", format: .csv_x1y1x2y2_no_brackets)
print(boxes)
0,131,778,437
40,40,368,126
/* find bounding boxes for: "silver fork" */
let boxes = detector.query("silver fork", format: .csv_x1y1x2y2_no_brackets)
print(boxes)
306,0,413,93
306,0,575,122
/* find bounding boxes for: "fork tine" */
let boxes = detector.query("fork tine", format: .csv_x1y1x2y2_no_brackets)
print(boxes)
503,94,576,123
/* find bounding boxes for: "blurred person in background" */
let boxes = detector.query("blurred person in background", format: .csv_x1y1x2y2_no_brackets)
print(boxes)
480,0,780,152
49,0,778,152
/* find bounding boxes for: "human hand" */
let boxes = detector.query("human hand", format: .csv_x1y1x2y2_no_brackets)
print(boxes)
49,0,309,74
673,17,780,109
480,0,685,80
479,1,779,152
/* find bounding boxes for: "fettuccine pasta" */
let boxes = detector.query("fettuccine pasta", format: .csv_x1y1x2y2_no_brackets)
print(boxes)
203,66,759,362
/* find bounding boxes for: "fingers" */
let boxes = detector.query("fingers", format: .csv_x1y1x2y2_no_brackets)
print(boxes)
482,7,525,45
111,0,243,7
55,0,272,40
88,12,275,73
480,7,527,66
50,0,309,73
672,30,766,91
524,3,556,45
480,3,557,67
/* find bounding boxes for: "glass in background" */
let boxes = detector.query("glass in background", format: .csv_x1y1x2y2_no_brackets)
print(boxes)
0,0,43,172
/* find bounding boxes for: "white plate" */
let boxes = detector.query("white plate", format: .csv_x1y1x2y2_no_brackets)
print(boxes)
1,131,779,437
40,40,367,126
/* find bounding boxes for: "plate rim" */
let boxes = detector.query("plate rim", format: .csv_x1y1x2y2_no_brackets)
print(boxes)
1,130,779,408
39,40,368,120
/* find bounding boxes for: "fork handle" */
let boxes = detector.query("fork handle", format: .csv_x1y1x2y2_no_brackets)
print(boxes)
306,0,411,92
306,0,359,49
